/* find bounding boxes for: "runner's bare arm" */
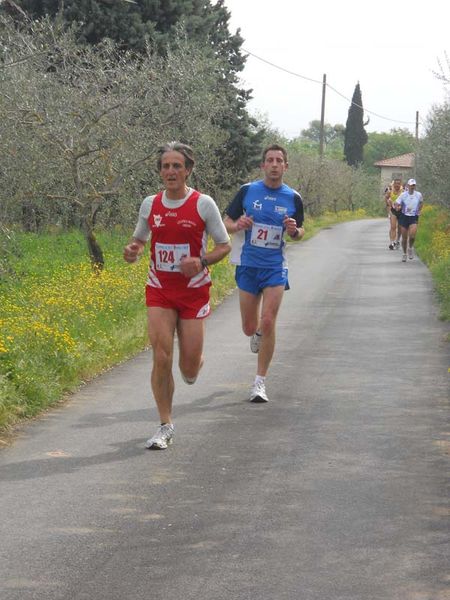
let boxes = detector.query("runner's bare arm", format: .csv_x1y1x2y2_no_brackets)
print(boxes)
283,216,305,239
223,214,253,233
123,238,146,263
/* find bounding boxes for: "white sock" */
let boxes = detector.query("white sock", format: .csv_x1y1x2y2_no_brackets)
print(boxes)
254,375,265,386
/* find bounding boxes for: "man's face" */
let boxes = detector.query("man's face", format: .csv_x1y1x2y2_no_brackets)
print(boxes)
261,150,288,184
393,179,402,191
159,150,191,194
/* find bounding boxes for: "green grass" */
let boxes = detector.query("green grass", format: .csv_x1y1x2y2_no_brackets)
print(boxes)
414,205,450,321
0,230,149,431
0,229,236,434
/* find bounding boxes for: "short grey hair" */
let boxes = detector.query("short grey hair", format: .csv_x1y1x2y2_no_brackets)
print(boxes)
157,142,195,171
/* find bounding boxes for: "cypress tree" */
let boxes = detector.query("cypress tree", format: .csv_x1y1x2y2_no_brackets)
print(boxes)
344,82,368,166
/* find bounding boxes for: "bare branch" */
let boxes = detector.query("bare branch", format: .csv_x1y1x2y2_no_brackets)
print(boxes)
0,51,48,70
74,146,107,160
78,102,126,137
45,193,83,207
108,152,156,191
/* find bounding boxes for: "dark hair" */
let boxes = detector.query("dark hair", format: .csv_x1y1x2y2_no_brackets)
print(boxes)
157,142,195,171
262,144,288,163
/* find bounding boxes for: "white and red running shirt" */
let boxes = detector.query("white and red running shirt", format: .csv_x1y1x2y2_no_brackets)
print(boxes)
132,188,229,290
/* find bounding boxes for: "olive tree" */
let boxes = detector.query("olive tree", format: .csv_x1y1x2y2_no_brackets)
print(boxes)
416,55,450,208
0,16,229,267
417,103,450,209
285,153,379,215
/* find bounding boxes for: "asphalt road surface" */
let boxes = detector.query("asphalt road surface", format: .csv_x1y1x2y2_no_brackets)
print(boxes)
1,219,449,600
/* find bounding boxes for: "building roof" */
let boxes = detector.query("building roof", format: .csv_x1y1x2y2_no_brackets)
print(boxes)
373,152,415,168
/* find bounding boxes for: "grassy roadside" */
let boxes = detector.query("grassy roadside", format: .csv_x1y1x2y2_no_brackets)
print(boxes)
413,205,450,321
0,231,149,433
1,207,448,436
0,229,237,434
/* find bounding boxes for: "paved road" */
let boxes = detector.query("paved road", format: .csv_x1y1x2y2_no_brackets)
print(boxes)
1,219,449,600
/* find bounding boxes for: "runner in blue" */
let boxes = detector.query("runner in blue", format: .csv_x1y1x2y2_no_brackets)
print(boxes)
224,144,304,403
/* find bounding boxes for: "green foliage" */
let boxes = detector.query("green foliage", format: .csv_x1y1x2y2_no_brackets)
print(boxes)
0,16,244,258
3,1,194,51
0,225,20,280
344,83,368,166
414,206,450,320
416,102,450,210
288,121,345,160
301,120,345,146
1,0,264,194
363,128,416,174
0,230,147,428
284,152,380,217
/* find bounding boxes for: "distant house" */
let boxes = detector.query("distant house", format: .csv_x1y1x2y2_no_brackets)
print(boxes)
374,152,415,193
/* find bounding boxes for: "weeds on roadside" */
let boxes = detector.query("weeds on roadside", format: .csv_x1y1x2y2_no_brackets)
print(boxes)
0,231,148,428
415,205,450,321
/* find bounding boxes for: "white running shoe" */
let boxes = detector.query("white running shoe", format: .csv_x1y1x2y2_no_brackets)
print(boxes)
408,247,414,260
249,381,269,403
402,254,407,263
250,331,262,354
395,240,401,249
388,242,395,250
145,423,174,449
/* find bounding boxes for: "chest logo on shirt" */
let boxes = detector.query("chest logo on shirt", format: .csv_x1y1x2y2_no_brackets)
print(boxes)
253,200,262,210
264,195,276,201
177,219,197,228
153,214,163,227
275,205,288,215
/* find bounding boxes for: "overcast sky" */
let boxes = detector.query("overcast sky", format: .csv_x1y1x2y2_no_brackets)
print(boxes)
223,0,449,139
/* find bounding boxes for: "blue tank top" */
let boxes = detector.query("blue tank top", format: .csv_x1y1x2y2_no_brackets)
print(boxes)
227,181,301,268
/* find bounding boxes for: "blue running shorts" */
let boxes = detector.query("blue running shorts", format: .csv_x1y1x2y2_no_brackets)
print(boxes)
235,266,289,295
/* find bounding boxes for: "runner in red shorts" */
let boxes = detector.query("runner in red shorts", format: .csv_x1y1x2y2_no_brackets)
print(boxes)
124,142,231,449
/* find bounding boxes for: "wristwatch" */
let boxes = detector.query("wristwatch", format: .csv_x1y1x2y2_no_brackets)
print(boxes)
200,257,209,269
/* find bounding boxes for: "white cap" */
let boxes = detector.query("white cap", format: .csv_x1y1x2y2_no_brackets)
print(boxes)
407,178,416,186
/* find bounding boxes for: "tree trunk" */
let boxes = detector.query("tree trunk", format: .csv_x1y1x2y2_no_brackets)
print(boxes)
21,201,42,232
82,218,104,271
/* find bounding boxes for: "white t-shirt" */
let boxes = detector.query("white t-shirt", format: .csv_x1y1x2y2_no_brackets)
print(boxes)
395,190,423,216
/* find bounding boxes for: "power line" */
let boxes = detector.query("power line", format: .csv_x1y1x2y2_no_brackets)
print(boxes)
242,48,418,126
242,48,323,85
325,82,417,125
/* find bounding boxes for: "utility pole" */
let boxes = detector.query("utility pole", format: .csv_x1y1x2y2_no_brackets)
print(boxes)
319,74,326,159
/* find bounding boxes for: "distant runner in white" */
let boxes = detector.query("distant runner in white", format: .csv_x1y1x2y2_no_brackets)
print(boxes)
394,178,424,263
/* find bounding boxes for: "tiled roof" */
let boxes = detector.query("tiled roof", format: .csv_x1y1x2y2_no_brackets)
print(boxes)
374,152,415,168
